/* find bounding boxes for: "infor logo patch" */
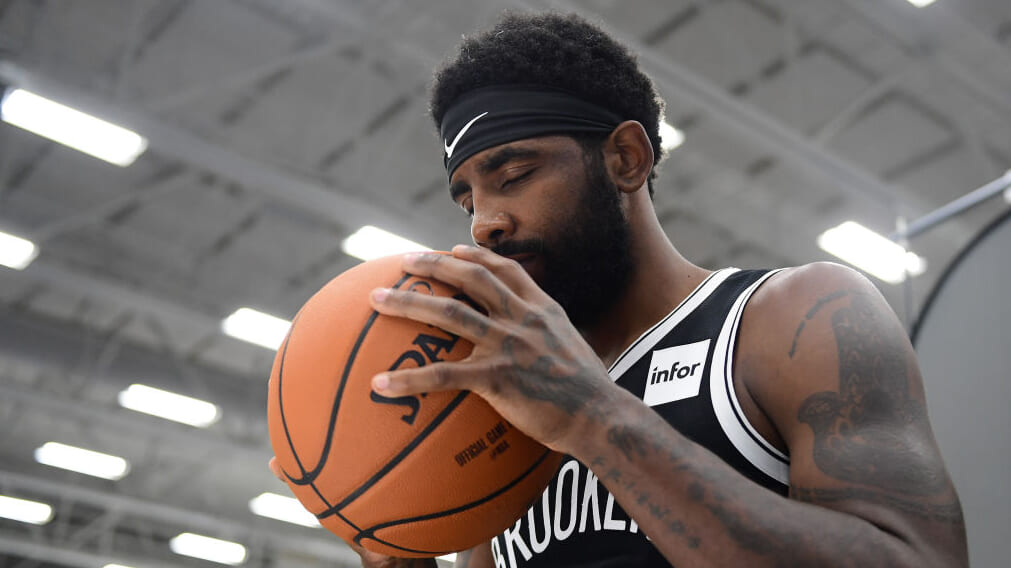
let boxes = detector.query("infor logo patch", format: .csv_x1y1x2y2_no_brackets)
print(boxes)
643,339,711,407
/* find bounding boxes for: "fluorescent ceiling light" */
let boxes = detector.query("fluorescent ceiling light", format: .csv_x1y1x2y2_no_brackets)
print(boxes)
817,221,927,284
906,0,937,7
34,442,129,480
659,121,685,151
0,495,53,525
103,565,138,568
0,229,38,270
221,307,291,350
249,492,320,528
341,225,432,262
0,88,148,167
170,533,247,566
118,383,220,427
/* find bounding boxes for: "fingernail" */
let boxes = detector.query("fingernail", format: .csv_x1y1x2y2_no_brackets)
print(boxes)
372,288,389,302
452,244,475,253
372,374,390,391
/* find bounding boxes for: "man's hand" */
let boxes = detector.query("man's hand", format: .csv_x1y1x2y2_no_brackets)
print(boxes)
368,245,619,453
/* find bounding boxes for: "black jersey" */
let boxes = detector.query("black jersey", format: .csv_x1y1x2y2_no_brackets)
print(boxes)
489,268,790,568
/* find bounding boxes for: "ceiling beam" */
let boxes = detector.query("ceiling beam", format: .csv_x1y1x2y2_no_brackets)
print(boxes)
840,0,1011,118
538,0,951,217
15,258,223,342
0,470,360,567
0,304,268,435
0,533,192,568
0,61,456,250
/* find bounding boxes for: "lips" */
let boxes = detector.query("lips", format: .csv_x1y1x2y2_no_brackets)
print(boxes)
504,252,545,284
505,252,536,266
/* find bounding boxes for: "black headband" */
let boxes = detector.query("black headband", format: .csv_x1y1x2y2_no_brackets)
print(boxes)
439,85,623,180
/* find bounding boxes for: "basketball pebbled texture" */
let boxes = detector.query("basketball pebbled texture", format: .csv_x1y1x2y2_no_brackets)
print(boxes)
267,253,562,557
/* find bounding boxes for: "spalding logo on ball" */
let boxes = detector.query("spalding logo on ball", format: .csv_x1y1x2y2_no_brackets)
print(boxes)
267,253,562,558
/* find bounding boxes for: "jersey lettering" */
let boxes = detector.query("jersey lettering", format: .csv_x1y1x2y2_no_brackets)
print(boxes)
492,458,643,568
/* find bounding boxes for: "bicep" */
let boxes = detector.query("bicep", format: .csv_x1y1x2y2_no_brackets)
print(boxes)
742,264,964,545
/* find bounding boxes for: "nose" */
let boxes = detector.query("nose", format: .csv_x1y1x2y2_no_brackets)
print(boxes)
471,207,515,248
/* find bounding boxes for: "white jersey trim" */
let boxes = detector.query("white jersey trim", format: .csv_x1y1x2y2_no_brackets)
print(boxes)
607,268,739,381
709,268,790,485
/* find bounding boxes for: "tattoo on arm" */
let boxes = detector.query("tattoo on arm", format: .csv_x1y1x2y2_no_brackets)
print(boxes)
797,292,948,494
499,311,595,415
607,424,651,462
509,356,596,415
789,290,848,358
595,455,702,550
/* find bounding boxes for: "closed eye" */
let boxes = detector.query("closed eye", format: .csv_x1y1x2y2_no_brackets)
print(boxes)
459,195,474,217
502,169,535,189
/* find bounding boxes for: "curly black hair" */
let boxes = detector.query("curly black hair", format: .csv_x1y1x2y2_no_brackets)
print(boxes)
429,12,666,195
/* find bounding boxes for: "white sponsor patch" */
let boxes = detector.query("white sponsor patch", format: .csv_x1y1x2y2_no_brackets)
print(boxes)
643,339,710,407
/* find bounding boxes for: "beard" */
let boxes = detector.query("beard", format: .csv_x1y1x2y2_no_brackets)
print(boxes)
494,151,635,329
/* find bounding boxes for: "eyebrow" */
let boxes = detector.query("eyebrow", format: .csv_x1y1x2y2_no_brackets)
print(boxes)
478,146,542,175
448,146,543,202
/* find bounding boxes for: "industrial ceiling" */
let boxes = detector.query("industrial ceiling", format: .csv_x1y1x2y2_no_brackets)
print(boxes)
0,1,1008,567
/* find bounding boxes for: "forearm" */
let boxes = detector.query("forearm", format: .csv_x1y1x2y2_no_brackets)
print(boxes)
566,392,931,568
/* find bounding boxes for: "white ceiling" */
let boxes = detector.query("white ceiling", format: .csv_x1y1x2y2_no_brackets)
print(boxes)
0,0,1008,567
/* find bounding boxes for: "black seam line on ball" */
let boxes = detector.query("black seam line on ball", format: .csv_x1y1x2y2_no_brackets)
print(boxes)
316,389,471,519
352,449,558,556
286,271,414,486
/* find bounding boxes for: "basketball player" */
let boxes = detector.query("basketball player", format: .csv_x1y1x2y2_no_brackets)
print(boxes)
274,12,968,567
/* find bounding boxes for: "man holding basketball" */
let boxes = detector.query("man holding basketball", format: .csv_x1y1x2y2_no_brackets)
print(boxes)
278,12,968,568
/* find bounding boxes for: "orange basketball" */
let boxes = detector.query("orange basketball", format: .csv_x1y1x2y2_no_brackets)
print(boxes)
267,253,562,558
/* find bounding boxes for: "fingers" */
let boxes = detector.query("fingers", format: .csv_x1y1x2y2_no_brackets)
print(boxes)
451,244,545,297
402,247,544,310
371,286,496,342
268,457,285,482
372,360,484,398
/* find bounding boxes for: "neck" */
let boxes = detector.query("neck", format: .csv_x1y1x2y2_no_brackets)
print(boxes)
580,194,711,368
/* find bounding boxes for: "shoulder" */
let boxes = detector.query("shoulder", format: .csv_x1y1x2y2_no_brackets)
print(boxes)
751,262,880,317
734,262,906,435
739,261,886,360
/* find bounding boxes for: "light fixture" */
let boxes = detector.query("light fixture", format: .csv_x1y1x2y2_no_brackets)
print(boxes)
103,565,137,568
659,121,685,151
905,0,937,7
817,221,927,284
0,495,53,525
438,553,458,563
34,442,130,480
248,492,320,528
0,229,38,270
169,533,247,566
1,88,148,167
221,307,291,350
117,383,220,427
341,225,433,262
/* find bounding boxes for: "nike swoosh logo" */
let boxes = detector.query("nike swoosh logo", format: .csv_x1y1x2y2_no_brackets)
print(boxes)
444,112,489,159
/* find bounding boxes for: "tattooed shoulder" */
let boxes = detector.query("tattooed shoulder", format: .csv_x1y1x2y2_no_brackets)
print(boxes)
796,290,949,495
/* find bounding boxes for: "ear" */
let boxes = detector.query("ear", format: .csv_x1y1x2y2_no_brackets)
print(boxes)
602,120,654,194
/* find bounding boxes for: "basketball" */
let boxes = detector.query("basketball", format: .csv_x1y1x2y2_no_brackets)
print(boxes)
266,253,562,558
